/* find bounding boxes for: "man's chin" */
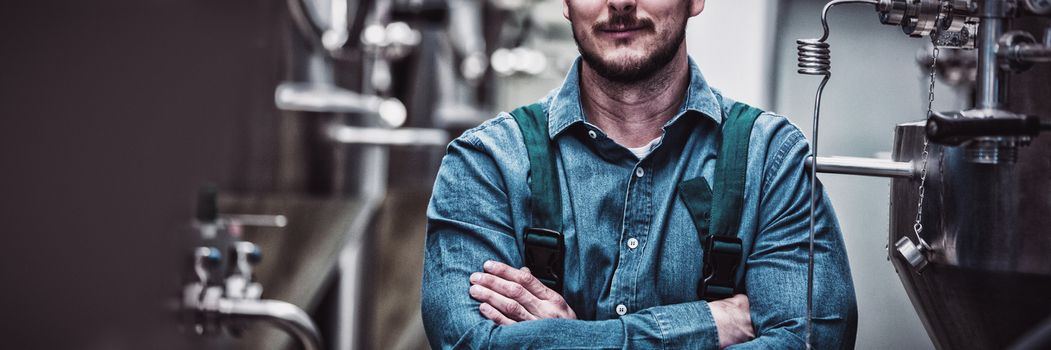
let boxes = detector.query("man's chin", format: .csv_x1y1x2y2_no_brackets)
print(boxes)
599,50,647,64
584,62,648,83
580,49,652,79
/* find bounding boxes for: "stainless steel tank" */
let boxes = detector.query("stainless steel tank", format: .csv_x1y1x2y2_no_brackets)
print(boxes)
887,16,1051,349
889,121,1051,349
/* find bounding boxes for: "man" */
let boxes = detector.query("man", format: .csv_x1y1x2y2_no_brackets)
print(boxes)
421,0,857,347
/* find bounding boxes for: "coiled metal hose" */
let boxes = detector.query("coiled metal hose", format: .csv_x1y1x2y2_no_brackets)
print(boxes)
796,1,878,348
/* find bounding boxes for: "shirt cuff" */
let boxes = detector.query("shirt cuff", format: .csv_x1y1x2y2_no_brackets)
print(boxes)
623,301,720,349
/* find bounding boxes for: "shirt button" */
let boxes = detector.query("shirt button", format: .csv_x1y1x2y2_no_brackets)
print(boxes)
588,130,598,139
627,238,639,249
616,304,627,315
635,167,645,178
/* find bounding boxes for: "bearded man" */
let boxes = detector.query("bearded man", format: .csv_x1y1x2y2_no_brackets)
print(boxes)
420,0,858,348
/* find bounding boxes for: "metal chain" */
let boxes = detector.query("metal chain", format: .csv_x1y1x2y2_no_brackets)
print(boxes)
912,43,940,250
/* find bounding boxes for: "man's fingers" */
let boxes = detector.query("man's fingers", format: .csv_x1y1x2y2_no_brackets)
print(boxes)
471,272,543,313
469,284,537,322
479,303,516,325
484,260,557,300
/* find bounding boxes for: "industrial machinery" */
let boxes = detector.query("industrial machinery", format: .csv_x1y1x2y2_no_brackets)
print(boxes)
181,187,322,350
185,0,550,348
799,0,1051,348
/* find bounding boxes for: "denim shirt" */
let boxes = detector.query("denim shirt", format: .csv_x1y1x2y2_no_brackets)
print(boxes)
422,57,858,349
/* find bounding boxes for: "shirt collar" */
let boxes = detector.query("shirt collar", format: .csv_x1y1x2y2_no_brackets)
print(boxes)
544,56,724,139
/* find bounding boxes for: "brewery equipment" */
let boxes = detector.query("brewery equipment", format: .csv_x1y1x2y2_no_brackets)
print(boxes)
798,1,1051,348
181,187,322,350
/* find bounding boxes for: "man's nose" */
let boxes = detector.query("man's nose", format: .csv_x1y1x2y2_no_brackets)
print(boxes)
607,0,635,14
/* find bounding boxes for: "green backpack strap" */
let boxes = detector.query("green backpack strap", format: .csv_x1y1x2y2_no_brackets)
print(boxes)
682,101,765,301
509,103,565,292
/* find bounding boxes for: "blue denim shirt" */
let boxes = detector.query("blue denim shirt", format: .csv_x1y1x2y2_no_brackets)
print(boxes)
422,57,857,349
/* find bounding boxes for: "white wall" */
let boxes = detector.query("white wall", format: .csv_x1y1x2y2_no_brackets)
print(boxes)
686,0,780,109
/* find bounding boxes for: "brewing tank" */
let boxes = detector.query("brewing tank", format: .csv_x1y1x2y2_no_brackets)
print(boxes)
889,120,1051,349
887,17,1051,349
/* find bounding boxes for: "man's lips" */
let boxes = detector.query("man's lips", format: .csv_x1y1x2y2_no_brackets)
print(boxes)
598,26,647,40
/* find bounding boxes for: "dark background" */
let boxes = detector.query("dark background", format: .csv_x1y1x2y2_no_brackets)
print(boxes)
0,1,288,348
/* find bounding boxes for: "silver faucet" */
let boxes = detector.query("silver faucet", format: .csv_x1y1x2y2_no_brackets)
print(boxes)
183,189,323,350
217,298,322,350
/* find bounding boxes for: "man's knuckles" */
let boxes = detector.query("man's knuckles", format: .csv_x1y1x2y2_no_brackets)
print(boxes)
504,283,528,299
501,299,530,319
479,303,516,325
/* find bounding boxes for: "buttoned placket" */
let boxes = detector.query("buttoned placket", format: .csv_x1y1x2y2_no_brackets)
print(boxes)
608,156,654,318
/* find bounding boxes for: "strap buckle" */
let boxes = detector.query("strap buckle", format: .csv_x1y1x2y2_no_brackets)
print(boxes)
698,235,743,301
523,227,564,292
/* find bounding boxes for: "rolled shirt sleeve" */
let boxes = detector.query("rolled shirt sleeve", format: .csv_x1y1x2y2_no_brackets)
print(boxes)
730,122,858,349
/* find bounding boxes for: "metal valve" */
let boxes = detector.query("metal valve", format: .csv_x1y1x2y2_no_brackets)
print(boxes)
226,242,264,300
181,186,322,349
193,247,222,285
876,0,941,36
879,0,910,25
894,236,931,272
906,0,942,37
877,0,978,47
184,247,225,335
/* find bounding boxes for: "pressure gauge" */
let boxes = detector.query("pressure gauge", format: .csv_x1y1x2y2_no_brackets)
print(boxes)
1024,0,1051,15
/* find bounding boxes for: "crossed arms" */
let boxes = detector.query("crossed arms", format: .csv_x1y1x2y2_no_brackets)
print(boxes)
421,126,857,349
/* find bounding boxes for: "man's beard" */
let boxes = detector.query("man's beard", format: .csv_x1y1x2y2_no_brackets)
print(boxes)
572,12,687,83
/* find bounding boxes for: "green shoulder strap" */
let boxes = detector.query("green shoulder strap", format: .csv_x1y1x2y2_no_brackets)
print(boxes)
678,101,764,301
509,103,565,291
710,102,764,237
509,103,562,233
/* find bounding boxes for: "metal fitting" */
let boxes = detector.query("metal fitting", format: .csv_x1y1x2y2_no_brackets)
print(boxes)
895,236,931,272
879,0,910,25
999,30,1051,72
878,0,979,46
1023,0,1051,14
902,0,943,37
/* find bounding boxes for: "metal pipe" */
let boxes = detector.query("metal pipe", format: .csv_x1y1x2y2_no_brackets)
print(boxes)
217,298,322,350
805,156,916,178
326,125,450,147
977,0,1007,109
1005,44,1051,62
275,82,407,126
286,0,325,48
221,214,288,228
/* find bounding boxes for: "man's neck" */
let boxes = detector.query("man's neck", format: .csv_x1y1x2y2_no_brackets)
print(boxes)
579,45,691,148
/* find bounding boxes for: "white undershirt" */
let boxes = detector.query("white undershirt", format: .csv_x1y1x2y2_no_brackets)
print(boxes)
626,137,662,160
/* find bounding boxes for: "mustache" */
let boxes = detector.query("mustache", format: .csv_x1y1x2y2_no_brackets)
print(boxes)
592,14,655,32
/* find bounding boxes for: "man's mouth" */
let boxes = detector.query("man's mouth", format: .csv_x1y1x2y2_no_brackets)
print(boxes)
598,26,647,40
593,16,655,41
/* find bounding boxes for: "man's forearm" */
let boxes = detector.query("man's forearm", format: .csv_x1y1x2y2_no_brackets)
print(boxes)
425,301,719,349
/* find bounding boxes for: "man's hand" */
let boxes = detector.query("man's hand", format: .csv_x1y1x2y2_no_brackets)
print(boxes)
709,294,755,348
468,260,577,325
